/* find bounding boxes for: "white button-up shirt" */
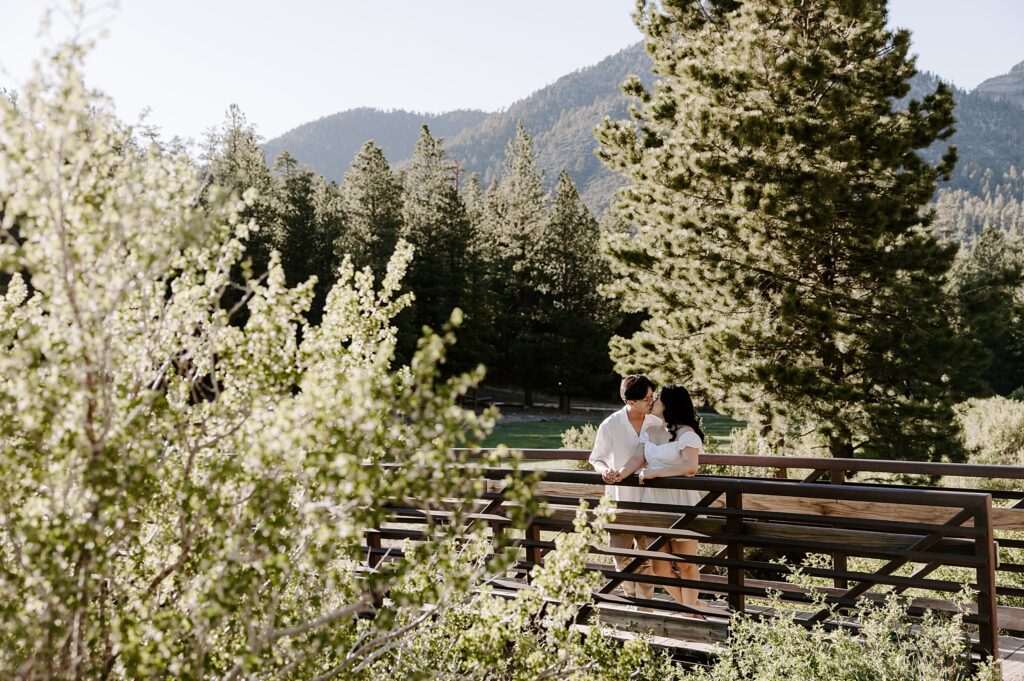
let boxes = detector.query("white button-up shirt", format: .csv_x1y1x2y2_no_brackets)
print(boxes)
588,407,665,502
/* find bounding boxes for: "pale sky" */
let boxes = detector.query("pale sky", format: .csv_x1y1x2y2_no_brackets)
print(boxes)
1,1,1022,144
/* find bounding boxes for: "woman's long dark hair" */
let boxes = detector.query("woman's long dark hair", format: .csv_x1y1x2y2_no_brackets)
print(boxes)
659,384,704,444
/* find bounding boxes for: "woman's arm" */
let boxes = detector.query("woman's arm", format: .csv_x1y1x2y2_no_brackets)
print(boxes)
641,446,700,480
616,445,647,479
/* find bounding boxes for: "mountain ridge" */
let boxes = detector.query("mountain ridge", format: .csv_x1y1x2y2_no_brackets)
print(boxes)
263,44,1024,212
975,60,1024,109
261,107,489,178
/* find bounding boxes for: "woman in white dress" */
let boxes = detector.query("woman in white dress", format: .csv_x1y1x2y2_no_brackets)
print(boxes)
638,385,704,612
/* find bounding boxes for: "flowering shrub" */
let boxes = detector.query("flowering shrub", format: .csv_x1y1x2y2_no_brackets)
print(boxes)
0,38,682,680
561,423,598,450
688,588,998,681
957,396,1024,470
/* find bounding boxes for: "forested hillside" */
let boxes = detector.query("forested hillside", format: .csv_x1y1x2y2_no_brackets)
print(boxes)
263,44,654,211
913,68,1024,199
444,44,653,209
265,46,1024,217
976,59,1024,108
261,108,487,178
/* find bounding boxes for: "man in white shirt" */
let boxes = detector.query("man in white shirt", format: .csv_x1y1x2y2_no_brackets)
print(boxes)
589,374,663,602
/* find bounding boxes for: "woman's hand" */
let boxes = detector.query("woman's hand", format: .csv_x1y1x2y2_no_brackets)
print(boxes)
638,467,651,485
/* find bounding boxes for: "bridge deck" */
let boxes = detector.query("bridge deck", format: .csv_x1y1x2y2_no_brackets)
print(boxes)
369,451,1024,674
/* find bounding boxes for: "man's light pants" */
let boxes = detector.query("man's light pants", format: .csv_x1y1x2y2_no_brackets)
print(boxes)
609,531,654,600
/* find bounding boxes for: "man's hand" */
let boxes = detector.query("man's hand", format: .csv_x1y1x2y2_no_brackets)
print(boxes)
601,469,621,484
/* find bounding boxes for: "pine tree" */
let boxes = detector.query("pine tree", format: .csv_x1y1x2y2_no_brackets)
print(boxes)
335,141,404,276
535,171,616,411
950,227,1024,394
461,174,487,233
273,151,346,325
481,123,549,405
598,0,982,461
399,126,477,369
460,174,499,378
202,104,281,276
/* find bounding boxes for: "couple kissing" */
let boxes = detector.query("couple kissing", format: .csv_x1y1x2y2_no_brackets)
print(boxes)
588,375,705,614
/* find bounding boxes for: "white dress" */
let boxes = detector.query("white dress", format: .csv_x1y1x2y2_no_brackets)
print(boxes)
640,427,703,509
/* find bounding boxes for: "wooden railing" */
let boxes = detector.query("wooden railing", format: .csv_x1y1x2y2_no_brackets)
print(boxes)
471,449,1024,620
364,450,1017,661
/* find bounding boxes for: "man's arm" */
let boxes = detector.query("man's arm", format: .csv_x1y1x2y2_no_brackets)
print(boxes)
593,459,619,483
589,423,620,483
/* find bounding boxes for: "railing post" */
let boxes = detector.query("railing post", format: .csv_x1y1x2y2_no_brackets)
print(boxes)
490,519,505,557
726,490,745,613
526,521,543,569
975,496,999,661
832,468,848,589
366,529,381,569
365,528,384,608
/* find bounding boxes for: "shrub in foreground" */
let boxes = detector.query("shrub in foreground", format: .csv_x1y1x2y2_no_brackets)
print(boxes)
0,39,674,680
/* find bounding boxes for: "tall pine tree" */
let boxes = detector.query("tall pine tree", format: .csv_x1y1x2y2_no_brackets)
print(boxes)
535,171,616,411
599,0,981,461
202,104,281,276
950,227,1024,395
399,126,477,369
273,151,346,325
460,174,500,377
481,123,548,405
335,141,404,277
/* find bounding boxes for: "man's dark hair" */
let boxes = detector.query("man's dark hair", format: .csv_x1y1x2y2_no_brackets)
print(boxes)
619,374,655,402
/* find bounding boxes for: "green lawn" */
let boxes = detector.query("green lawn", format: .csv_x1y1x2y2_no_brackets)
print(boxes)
482,416,604,449
482,412,745,450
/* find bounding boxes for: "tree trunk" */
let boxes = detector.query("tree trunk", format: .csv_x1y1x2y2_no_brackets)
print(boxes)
524,382,534,408
829,435,854,459
559,393,570,414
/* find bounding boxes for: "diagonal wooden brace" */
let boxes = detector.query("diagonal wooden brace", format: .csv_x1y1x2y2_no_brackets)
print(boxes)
805,506,976,624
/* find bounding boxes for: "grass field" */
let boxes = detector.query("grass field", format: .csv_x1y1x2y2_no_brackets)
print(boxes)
482,412,745,450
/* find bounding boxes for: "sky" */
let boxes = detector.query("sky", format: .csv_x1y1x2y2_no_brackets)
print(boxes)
1,1,1023,144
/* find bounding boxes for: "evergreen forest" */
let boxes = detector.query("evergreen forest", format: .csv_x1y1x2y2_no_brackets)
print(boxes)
251,42,1024,459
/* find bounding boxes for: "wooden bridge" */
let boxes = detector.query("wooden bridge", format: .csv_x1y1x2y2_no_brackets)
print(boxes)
365,450,1024,676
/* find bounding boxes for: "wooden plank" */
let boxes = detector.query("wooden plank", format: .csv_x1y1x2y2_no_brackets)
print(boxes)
726,490,745,612
479,449,1024,481
505,481,1024,531
592,603,729,644
976,498,1001,660
700,454,1024,481
539,506,975,554
696,574,1024,631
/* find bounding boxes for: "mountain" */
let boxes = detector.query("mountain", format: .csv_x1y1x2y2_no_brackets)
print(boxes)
910,70,1024,199
261,108,488,177
976,60,1024,109
262,45,1024,213
262,44,652,210
444,43,653,210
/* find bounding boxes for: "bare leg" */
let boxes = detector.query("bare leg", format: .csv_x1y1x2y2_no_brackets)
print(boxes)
672,539,701,612
632,534,654,609
650,553,685,605
608,531,637,597
652,539,701,613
